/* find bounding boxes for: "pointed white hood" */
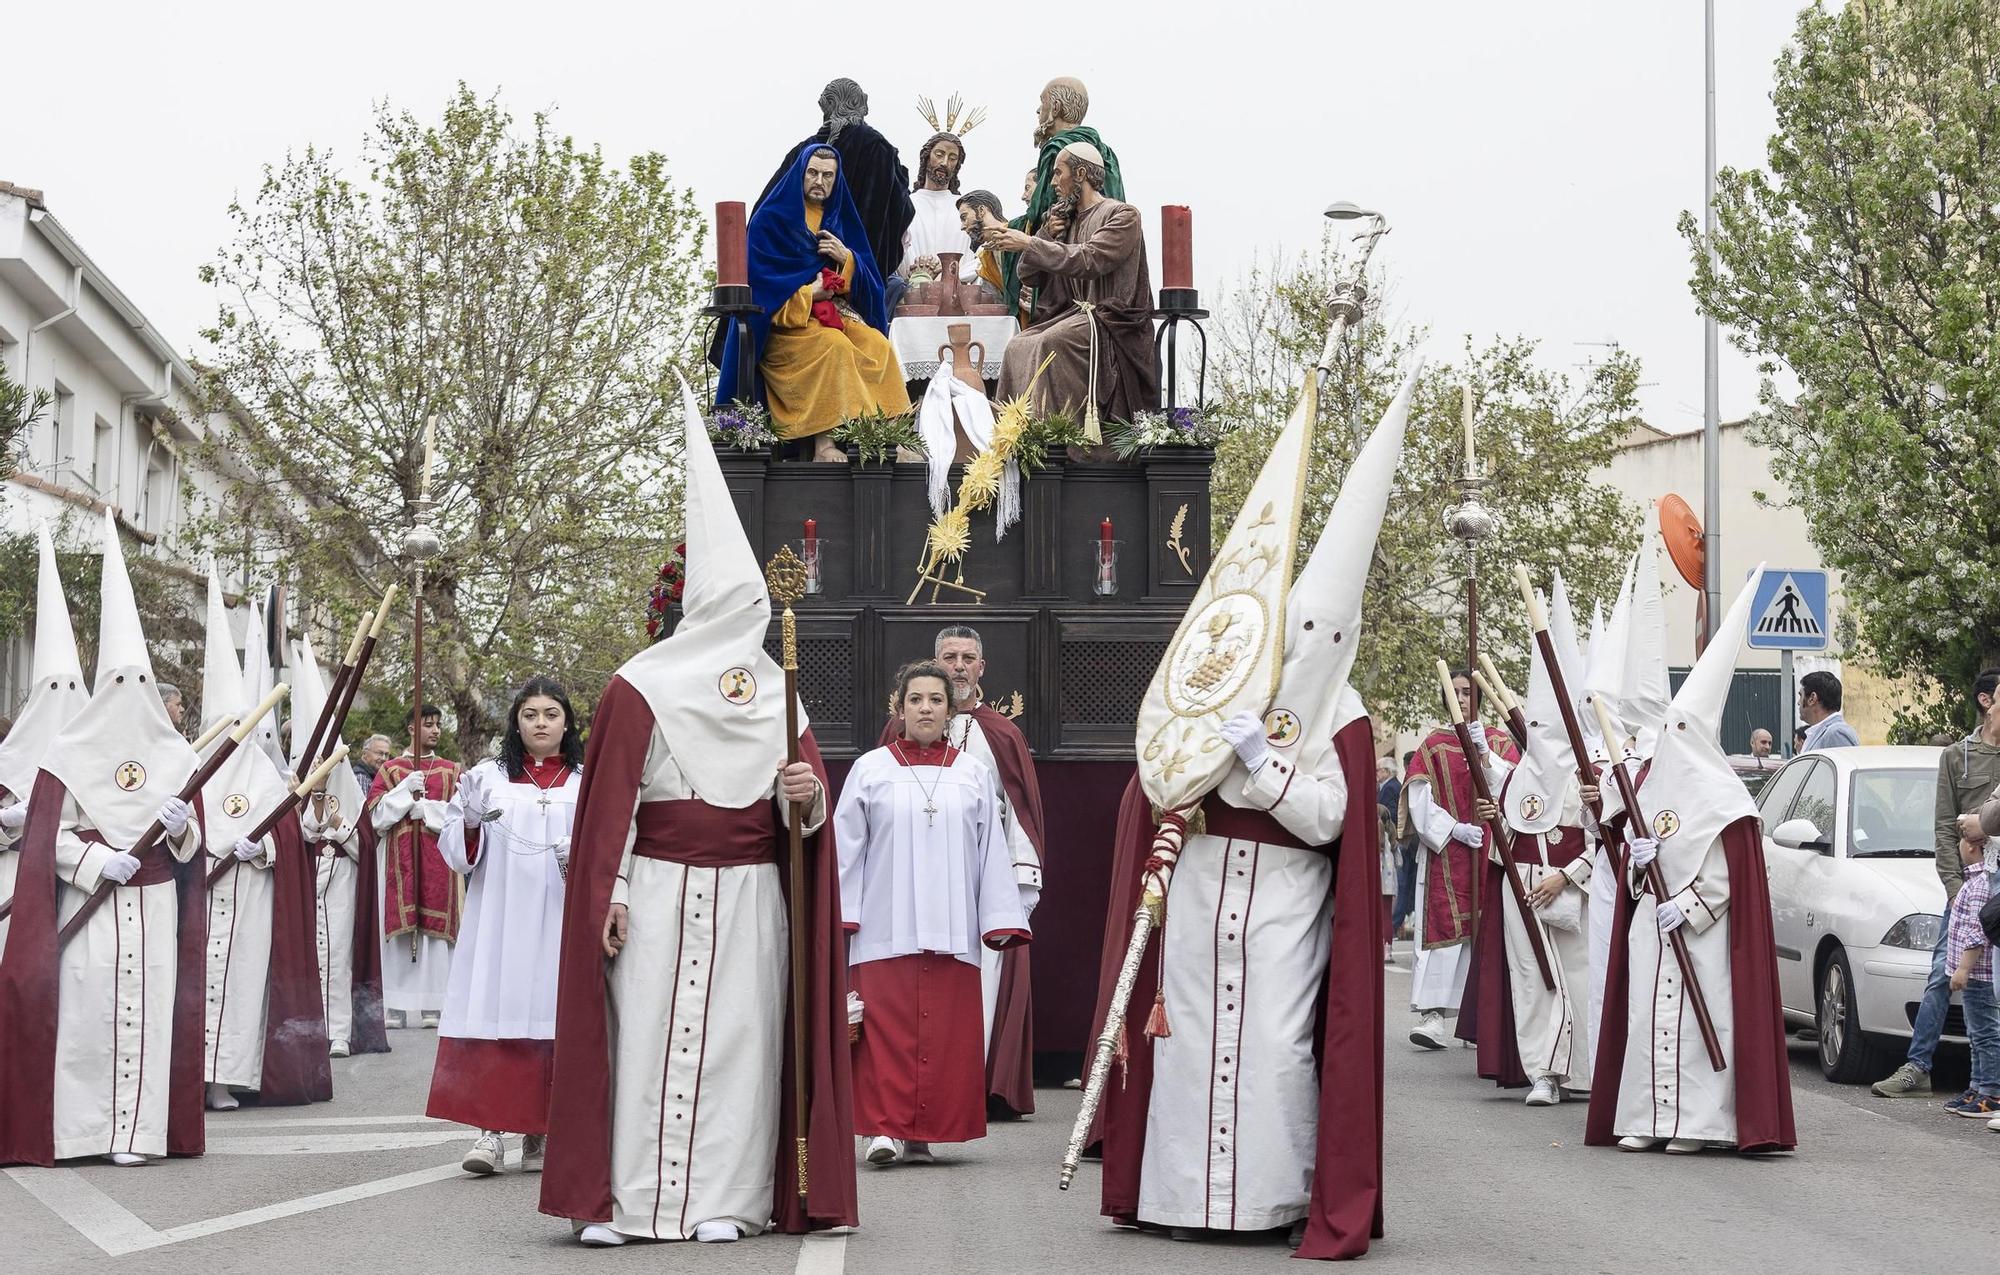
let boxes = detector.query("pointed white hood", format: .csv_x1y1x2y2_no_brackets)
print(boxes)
1632,566,1764,867
196,561,291,846
1620,519,1672,759
239,592,285,767
616,378,800,809
1503,569,1589,835
1586,555,1637,746
38,510,196,845
291,633,366,834
0,521,91,799
1256,369,1418,782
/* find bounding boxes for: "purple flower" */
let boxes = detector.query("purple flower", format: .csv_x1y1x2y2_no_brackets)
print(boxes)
1168,406,1200,433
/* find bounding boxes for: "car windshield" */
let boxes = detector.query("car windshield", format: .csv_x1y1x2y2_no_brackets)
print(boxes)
1847,768,1933,858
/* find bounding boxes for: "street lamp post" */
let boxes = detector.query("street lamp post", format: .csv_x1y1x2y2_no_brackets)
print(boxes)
1702,0,1722,644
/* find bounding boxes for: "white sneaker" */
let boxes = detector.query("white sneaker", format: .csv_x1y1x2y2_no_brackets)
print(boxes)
462,1130,505,1175
520,1133,546,1172
578,1224,626,1247
205,1082,239,1111
1988,1114,2000,1132
329,1040,350,1058
1409,1011,1449,1050
420,1011,441,1029
899,1140,936,1164
865,1135,902,1165
693,1221,741,1243
1664,1137,1705,1155
386,1009,408,1029
1524,1077,1561,1107
104,1152,146,1166
1617,1136,1663,1151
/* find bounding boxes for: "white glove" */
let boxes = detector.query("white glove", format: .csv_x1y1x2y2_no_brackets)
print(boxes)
400,772,427,798
1450,820,1485,848
233,837,260,862
418,799,447,835
1019,886,1041,916
1656,900,1686,934
1219,711,1270,769
456,770,488,822
0,802,25,831
1466,723,1490,755
846,990,866,1027
1628,836,1659,869
553,836,572,870
156,796,192,838
99,851,142,884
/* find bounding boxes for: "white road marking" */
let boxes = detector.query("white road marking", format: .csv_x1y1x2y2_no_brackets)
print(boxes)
5,1160,466,1256
207,1130,471,1155
794,1228,849,1275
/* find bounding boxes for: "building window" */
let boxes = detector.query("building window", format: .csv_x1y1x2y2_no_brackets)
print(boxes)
93,416,116,497
49,383,73,470
143,451,171,534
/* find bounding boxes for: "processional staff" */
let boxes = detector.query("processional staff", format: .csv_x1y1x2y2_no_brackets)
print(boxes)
402,415,443,962
765,546,812,1203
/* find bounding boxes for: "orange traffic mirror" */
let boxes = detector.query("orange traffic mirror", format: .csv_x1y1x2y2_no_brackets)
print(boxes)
1658,493,1704,589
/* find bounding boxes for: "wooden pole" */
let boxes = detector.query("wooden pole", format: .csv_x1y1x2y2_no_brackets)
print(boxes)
206,747,349,890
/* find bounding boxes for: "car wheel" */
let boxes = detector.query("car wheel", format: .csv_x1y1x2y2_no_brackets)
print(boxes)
1816,947,1894,1083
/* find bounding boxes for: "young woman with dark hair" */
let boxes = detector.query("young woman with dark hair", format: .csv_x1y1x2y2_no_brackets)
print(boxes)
430,676,583,1175
835,660,1032,1167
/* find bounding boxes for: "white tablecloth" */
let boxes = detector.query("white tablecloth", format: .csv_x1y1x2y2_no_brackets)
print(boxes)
889,315,1019,381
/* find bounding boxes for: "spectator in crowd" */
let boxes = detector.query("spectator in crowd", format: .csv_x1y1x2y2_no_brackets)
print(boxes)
1748,727,1776,767
1378,759,1401,962
1389,749,1419,940
1793,725,1808,753
1799,671,1860,751
157,681,186,732
1939,834,1996,1119
1873,667,2000,1098
354,733,395,789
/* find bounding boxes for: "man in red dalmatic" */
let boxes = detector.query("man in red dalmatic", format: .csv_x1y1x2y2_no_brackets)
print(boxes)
539,382,855,1246
1403,673,1519,1050
366,705,460,1027
878,624,1045,1118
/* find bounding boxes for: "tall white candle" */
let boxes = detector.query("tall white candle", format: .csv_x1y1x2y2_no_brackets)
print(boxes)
420,415,437,500
1461,383,1475,475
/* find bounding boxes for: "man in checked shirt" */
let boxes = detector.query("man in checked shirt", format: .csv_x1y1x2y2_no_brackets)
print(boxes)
1941,834,1998,1122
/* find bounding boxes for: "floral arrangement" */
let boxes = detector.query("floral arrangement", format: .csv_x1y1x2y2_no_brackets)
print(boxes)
920,355,1054,569
644,542,686,640
1013,410,1089,474
833,411,921,464
1105,405,1225,459
707,400,777,452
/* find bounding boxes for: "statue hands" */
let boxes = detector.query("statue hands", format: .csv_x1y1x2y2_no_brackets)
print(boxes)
816,229,849,265
983,225,1032,254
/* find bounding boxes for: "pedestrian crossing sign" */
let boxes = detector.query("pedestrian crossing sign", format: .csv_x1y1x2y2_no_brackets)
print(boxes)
1747,569,1829,651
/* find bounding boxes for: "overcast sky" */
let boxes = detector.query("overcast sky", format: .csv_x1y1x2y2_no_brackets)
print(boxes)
5,1,1808,434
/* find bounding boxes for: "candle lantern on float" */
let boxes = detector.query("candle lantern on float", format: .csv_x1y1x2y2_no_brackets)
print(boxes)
704,200,763,406
1153,205,1209,411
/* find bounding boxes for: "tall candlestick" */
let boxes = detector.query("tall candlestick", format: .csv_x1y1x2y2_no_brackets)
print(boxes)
420,414,438,500
1161,206,1193,292
716,201,748,288
1460,384,1475,476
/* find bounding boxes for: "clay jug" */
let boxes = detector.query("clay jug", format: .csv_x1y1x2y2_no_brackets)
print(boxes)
938,323,986,393
936,252,963,315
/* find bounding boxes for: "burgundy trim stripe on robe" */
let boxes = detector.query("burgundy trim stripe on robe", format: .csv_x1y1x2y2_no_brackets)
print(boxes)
0,770,206,1165
246,811,333,1104
1584,815,1796,1152
539,675,857,1232
1092,717,1385,1259
347,820,391,1054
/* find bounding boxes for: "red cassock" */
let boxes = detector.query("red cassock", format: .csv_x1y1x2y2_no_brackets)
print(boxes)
0,772,206,1164
538,676,857,1233
1584,815,1796,1153
1089,717,1386,1260
879,703,1046,1116
367,755,462,943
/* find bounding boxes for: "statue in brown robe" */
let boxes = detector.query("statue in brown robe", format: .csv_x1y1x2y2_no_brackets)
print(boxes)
988,142,1158,431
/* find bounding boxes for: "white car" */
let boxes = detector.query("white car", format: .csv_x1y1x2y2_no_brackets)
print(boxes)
1757,745,1967,1083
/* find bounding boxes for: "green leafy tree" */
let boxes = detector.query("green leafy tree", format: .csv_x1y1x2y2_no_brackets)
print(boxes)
1209,236,1640,729
0,357,51,483
1684,0,2000,739
196,85,704,747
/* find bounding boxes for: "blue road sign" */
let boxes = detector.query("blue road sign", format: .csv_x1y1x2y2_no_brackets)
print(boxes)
1747,569,1829,651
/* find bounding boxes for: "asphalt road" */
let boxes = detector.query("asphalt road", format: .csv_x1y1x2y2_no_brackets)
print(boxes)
7,944,1989,1274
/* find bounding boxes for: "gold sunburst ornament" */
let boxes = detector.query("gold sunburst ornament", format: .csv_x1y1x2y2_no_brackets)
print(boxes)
916,93,987,137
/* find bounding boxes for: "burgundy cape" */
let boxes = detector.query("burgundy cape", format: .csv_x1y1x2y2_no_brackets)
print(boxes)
539,675,858,1232
1405,727,1518,952
247,812,332,1104
0,771,206,1165
880,703,1045,1115
347,820,391,1054
1093,717,1385,1260
1583,816,1796,1153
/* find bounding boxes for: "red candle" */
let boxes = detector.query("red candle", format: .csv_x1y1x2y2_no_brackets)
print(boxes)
804,517,817,546
716,201,748,288
1100,516,1114,546
1161,205,1193,291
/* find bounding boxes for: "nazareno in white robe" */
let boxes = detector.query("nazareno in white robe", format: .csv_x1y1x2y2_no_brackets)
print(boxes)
305,800,361,1051
1135,744,1346,1232
203,826,279,1089
1495,819,1595,1089
50,792,200,1159
600,731,825,1240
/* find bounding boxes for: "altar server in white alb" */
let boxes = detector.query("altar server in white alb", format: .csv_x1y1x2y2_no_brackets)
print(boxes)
289,635,381,1058
841,660,1032,1167
430,676,581,1176
1475,571,1597,1106
540,381,856,1245
0,510,203,1166
1586,567,1796,1156
1093,375,1409,1257
193,565,330,1110
0,522,91,950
